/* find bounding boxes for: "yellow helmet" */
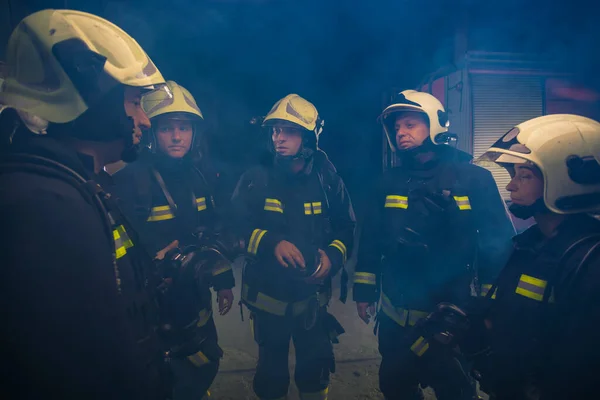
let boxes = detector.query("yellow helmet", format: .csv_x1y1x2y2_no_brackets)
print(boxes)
379,90,450,151
142,81,203,121
0,9,165,125
262,94,324,136
476,114,600,214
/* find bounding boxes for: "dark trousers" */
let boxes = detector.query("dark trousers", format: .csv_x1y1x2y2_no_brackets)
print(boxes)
250,309,334,400
170,318,221,400
377,313,477,400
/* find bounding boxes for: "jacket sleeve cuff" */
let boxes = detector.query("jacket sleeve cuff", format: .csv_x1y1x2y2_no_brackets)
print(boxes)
246,229,285,258
352,281,379,303
325,239,348,275
210,261,235,290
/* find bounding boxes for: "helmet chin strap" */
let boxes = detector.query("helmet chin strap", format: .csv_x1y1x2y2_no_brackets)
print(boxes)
509,198,549,220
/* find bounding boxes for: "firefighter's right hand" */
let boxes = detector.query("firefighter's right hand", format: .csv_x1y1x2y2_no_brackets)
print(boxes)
357,302,376,324
274,240,306,269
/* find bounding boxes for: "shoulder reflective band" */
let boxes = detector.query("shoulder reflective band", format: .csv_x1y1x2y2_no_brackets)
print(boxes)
247,229,268,255
187,350,210,367
113,225,134,259
480,284,497,299
197,308,212,328
410,336,430,357
328,239,347,262
299,386,329,400
354,272,376,285
211,262,232,277
515,274,549,302
385,195,408,209
264,198,283,213
453,196,472,210
196,197,207,211
147,204,175,222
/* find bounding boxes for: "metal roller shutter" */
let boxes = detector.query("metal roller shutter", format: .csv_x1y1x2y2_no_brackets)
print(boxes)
471,74,543,199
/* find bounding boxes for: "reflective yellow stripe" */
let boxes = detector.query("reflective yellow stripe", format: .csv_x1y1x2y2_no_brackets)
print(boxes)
312,201,322,215
113,225,133,259
329,239,347,262
147,204,175,222
196,197,207,211
197,308,212,328
408,310,429,326
242,284,319,317
453,195,472,210
187,350,210,367
353,272,376,285
515,274,548,302
247,229,268,255
385,195,408,209
410,336,430,357
381,293,408,326
304,203,312,215
211,263,232,276
264,198,283,213
381,293,429,327
300,386,329,400
481,284,493,297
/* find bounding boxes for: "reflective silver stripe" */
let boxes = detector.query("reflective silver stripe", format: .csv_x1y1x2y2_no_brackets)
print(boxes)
304,203,312,215
113,225,133,259
147,205,175,222
381,293,408,326
247,229,268,255
197,308,212,328
515,274,547,301
187,351,210,367
353,272,376,285
385,195,408,209
312,202,322,215
241,284,320,317
329,239,347,262
408,310,429,326
196,197,207,211
264,198,283,213
410,336,430,357
453,196,472,210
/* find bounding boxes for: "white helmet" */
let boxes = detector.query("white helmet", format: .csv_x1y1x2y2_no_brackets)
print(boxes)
378,90,450,151
476,114,600,214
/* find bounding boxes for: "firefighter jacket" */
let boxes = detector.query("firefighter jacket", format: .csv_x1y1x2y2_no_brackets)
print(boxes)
231,150,356,316
354,145,515,324
112,152,234,355
482,214,600,400
0,136,166,400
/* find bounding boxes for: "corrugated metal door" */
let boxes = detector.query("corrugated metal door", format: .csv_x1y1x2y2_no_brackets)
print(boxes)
471,74,543,199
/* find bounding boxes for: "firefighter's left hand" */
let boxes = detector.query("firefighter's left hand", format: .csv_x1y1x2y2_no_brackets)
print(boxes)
217,289,234,316
307,249,332,283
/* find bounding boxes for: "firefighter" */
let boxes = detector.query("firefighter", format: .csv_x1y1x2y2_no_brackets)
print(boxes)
0,9,171,399
231,94,356,400
112,80,236,400
354,90,516,399
468,114,600,400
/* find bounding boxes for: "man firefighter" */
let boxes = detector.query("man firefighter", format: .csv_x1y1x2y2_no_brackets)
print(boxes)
231,94,356,400
353,90,516,399
0,9,171,399
112,80,236,400
464,114,600,400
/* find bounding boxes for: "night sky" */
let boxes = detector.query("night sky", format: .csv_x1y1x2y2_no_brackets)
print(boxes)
3,0,599,211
